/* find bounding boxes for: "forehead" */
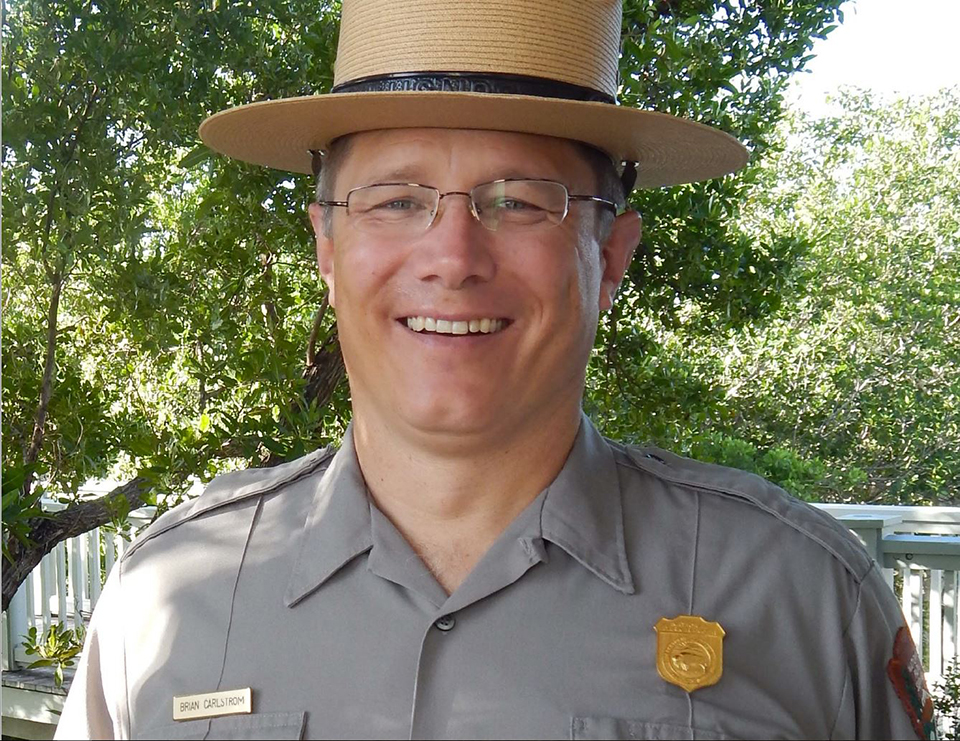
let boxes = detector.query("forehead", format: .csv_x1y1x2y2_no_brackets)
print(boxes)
336,128,595,187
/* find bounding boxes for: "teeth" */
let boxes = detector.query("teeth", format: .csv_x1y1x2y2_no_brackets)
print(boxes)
404,316,505,335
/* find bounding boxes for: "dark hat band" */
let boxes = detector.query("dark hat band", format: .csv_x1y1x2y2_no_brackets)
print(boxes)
324,71,638,195
331,71,616,105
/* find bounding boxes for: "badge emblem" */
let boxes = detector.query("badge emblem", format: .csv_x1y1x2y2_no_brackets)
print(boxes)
655,615,725,692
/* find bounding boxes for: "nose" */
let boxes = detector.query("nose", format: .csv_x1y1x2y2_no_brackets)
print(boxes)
412,193,497,289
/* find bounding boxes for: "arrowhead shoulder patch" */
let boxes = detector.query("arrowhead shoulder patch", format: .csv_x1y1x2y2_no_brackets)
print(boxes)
887,627,937,740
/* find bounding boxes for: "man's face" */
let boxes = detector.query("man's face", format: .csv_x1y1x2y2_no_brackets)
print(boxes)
309,128,640,445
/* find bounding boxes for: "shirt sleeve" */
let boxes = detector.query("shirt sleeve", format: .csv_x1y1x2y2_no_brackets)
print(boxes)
838,562,936,740
56,566,129,740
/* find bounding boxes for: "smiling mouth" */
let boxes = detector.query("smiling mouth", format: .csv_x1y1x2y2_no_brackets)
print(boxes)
402,316,508,335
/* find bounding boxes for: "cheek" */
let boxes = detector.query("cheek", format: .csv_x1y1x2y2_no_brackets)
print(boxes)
524,230,595,291
334,242,398,309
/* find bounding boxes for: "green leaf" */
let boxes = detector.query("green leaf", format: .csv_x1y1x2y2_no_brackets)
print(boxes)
178,145,213,170
260,437,286,455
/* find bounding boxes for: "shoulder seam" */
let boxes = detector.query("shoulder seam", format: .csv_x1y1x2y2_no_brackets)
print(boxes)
829,562,871,738
121,446,337,562
614,444,869,584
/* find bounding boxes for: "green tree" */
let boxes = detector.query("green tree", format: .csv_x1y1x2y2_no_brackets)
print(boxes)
2,0,344,608
590,89,960,504
2,0,845,609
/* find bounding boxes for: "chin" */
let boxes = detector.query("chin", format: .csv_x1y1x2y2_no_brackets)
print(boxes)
397,395,502,439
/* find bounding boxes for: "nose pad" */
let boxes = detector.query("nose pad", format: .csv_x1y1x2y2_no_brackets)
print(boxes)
431,192,481,231
415,192,497,288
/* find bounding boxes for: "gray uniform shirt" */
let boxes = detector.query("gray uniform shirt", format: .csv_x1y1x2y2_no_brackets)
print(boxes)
57,415,926,739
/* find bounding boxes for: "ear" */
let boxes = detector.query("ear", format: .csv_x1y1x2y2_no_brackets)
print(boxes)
308,202,337,307
598,210,641,311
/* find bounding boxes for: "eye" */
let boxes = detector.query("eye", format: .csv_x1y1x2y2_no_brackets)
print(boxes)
501,198,540,211
372,198,424,211
482,197,542,212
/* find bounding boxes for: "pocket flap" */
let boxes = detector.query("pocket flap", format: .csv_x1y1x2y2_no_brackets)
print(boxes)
135,711,306,740
572,716,731,740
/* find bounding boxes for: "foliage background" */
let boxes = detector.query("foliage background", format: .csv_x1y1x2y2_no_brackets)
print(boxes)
590,89,960,504
3,0,958,603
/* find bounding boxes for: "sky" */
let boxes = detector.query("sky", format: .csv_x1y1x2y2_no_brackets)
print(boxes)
785,0,960,116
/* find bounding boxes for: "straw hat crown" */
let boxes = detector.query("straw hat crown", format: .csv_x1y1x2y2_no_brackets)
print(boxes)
333,0,622,98
198,0,748,187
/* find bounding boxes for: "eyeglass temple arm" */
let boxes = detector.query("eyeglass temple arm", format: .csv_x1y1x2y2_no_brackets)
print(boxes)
620,162,638,198
568,195,618,213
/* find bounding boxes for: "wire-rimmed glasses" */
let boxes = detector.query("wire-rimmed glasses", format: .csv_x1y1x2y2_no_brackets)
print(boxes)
316,178,617,237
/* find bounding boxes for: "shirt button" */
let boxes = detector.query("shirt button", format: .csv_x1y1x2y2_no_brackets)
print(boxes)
434,614,456,632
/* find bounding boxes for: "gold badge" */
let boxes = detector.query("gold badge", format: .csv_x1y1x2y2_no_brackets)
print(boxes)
655,615,725,692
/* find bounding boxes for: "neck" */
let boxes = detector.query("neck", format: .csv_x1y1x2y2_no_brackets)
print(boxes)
351,401,582,592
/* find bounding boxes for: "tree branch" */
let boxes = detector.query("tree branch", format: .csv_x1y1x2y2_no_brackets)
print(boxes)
21,82,102,493
6,304,346,604
254,328,345,468
259,251,282,340
22,274,64,500
197,342,208,411
2,477,152,612
61,83,99,166
302,327,344,412
306,290,329,366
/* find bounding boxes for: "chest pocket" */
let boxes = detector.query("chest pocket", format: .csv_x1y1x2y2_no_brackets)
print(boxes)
134,711,306,740
572,716,732,740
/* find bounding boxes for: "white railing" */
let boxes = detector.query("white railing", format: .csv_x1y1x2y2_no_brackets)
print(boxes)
3,501,960,682
1,500,156,670
815,503,960,681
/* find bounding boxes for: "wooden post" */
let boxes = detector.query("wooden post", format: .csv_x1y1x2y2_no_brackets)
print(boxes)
6,584,29,668
89,527,102,607
931,569,944,678
104,530,116,580
71,535,84,629
55,541,67,623
24,571,36,637
947,571,959,671
905,569,925,661
1,612,10,670
836,513,902,589
39,552,52,634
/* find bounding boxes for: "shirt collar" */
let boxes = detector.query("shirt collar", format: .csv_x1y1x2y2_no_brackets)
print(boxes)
538,413,636,595
284,425,373,607
284,413,635,608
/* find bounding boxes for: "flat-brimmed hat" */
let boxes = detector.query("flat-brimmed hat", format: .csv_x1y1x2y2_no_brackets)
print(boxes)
199,0,748,189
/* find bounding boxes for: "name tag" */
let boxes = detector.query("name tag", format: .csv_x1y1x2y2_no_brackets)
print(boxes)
173,688,252,721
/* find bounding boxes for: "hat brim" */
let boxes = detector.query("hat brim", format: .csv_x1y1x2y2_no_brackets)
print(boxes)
199,91,748,188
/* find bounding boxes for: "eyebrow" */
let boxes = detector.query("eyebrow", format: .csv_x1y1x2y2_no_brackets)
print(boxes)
362,168,568,187
364,167,428,185
493,169,565,182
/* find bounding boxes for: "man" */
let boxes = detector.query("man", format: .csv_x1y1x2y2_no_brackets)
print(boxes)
58,1,933,739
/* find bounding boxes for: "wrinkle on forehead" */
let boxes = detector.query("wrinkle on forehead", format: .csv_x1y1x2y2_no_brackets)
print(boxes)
340,128,595,192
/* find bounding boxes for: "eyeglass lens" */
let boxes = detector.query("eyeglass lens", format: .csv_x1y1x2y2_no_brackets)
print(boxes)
345,180,570,235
